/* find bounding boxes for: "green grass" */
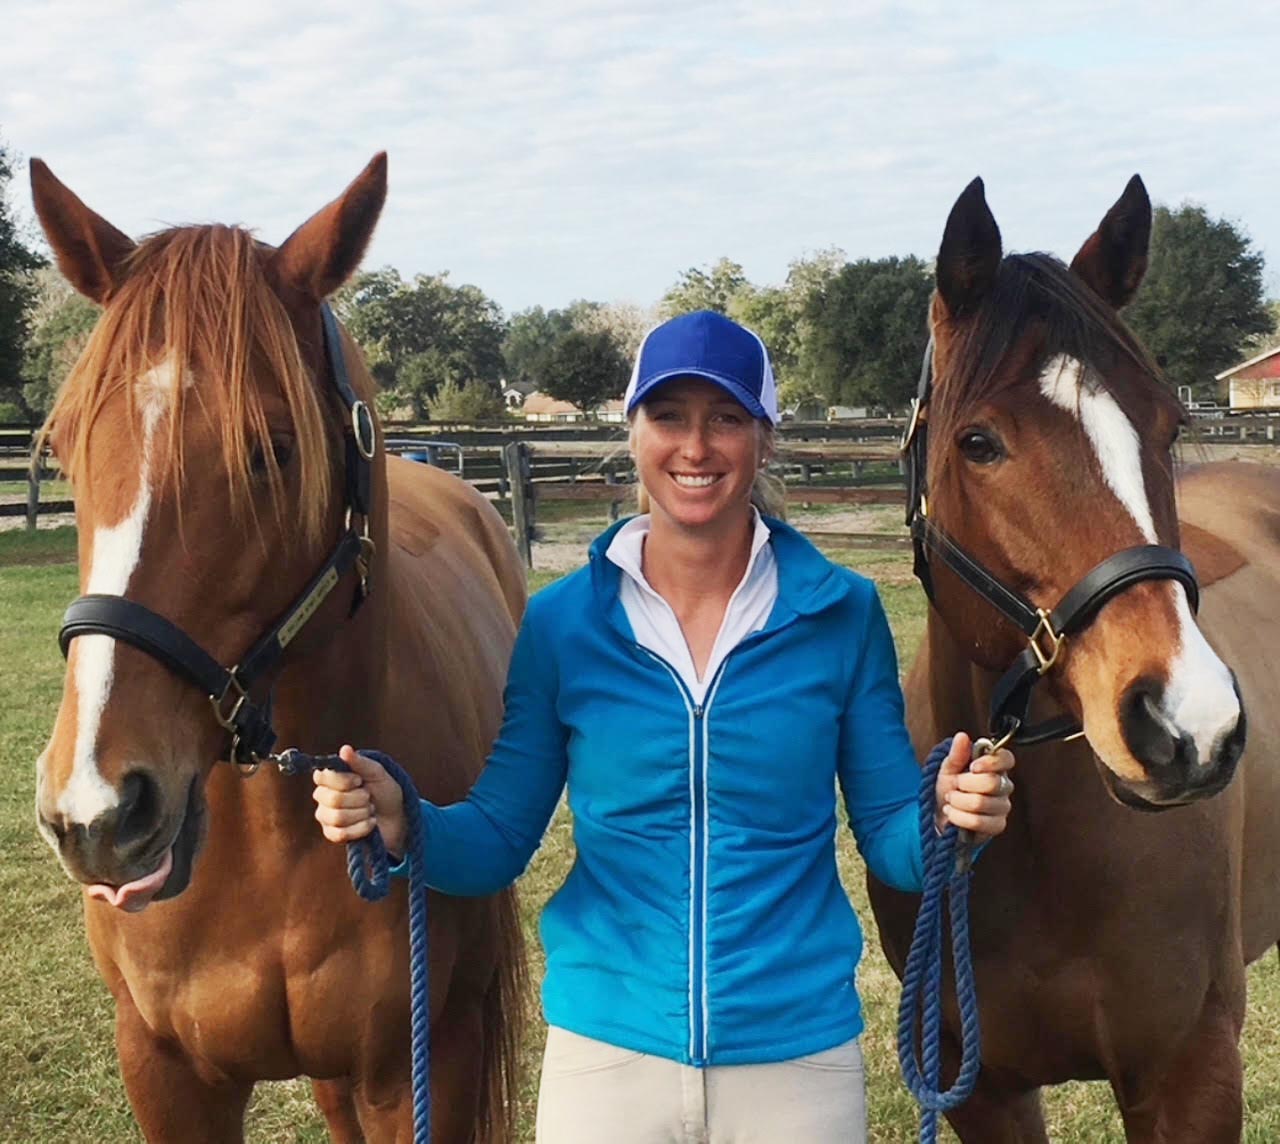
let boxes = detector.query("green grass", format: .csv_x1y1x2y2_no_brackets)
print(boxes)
0,477,73,504
4,510,1279,1142
0,525,79,567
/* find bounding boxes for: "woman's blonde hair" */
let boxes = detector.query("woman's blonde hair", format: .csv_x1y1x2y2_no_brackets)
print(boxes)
629,417,788,520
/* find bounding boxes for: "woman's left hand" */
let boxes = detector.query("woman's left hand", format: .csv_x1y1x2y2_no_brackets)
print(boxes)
934,732,1015,838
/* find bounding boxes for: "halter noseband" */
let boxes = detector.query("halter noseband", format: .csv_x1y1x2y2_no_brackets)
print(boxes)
902,338,1198,746
57,304,378,769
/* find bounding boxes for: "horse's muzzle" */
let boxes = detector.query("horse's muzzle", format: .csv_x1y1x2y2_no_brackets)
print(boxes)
40,772,205,905
1111,674,1246,807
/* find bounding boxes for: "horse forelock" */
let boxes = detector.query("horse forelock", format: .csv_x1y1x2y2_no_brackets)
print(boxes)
42,225,345,547
930,252,1182,479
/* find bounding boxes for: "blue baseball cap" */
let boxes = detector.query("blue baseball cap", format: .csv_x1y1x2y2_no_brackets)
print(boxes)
624,310,779,424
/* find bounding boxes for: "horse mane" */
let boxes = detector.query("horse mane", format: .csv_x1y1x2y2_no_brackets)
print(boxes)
44,225,341,545
931,252,1184,461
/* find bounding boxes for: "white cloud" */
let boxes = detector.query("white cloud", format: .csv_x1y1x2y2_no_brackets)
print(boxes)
2,0,1277,311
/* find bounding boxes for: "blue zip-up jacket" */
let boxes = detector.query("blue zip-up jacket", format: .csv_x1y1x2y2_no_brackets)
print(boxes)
414,518,924,1065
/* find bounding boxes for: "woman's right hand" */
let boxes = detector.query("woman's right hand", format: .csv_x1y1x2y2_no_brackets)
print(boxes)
313,744,408,859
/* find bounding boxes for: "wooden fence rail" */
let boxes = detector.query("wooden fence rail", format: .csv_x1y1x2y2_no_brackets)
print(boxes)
498,441,909,567
13,406,1273,544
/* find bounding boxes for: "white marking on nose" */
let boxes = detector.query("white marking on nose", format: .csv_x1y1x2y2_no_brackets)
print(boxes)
1039,355,1157,542
1165,591,1241,765
55,360,172,826
1039,355,1240,762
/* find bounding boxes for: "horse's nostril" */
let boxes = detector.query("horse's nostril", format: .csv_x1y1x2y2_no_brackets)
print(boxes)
1121,679,1182,770
116,771,160,850
38,808,67,844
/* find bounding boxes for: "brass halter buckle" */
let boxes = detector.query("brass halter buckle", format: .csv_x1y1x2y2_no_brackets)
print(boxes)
209,669,248,732
209,669,262,775
1028,608,1066,675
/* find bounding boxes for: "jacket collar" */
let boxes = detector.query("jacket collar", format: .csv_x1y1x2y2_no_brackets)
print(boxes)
587,515,849,638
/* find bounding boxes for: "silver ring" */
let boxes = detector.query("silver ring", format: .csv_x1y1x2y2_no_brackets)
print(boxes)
998,775,1014,798
351,401,377,461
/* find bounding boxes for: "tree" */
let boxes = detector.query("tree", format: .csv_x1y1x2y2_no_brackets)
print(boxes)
504,300,652,405
1240,299,1280,357
21,269,100,415
502,305,576,386
1125,204,1273,398
0,138,46,416
426,378,506,421
729,285,798,377
531,329,630,414
728,250,846,402
337,268,505,412
803,256,932,409
660,258,748,318
784,247,847,304
656,251,846,408
573,300,656,359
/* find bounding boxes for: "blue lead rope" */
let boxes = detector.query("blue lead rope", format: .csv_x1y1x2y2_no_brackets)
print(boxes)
286,749,431,1144
298,740,974,1144
897,738,982,1144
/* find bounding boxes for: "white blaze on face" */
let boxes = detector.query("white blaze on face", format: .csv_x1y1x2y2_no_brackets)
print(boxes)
55,359,175,825
1039,355,1157,543
1039,355,1240,765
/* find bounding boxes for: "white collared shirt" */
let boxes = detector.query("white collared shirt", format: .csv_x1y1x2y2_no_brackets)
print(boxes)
605,511,780,704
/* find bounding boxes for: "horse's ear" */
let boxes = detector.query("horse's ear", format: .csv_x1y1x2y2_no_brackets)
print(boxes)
29,159,136,304
1070,175,1151,309
269,153,388,302
935,177,1002,320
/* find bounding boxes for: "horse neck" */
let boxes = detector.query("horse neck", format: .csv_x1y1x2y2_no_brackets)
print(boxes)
271,460,393,752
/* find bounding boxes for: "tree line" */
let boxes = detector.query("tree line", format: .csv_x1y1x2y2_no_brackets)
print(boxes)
1,134,1274,425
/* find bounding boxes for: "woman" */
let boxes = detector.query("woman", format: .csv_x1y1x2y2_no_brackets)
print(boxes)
314,310,1015,1142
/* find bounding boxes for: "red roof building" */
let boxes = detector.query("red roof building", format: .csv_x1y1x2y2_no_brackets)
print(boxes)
1216,347,1280,409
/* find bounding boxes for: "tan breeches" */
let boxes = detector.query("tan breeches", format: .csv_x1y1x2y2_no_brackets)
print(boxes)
535,1026,867,1144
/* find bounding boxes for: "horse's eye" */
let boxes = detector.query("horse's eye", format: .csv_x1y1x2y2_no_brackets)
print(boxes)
251,435,295,476
958,429,1002,464
271,435,295,468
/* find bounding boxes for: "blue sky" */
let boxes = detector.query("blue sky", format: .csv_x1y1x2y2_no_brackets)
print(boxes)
2,1,1276,313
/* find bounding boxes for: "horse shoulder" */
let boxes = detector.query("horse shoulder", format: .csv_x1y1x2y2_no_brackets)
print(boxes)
1178,461,1280,574
377,458,525,798
1176,463,1280,963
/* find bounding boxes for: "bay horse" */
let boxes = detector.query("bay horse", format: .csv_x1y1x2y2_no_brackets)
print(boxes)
870,176,1280,1142
30,154,528,1142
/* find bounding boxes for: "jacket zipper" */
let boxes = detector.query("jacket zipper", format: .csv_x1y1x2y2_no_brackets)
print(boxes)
639,646,729,1065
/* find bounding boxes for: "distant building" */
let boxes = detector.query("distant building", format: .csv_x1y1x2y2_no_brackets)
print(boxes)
1215,347,1280,409
502,380,537,411
522,392,586,422
827,404,871,420
783,397,827,422
596,399,626,424
521,393,626,423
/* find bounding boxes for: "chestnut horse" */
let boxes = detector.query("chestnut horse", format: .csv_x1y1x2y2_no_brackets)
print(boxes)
31,155,527,1142
871,177,1280,1142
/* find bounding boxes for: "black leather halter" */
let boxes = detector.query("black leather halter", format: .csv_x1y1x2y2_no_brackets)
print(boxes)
57,304,378,768
902,338,1199,746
